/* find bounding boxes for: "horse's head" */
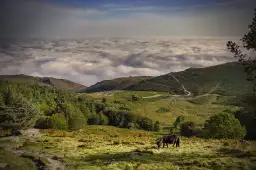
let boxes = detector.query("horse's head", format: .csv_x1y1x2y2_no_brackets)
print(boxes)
156,138,162,149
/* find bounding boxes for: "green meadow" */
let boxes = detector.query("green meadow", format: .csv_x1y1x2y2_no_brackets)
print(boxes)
85,90,241,125
0,126,255,170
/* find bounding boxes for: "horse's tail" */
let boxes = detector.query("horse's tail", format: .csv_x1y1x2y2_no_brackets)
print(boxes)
176,137,180,147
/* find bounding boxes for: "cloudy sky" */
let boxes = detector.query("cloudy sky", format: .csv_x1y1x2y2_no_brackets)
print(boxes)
0,0,255,86
1,0,255,38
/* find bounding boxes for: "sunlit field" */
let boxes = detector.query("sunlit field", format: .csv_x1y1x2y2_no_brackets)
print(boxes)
1,126,255,170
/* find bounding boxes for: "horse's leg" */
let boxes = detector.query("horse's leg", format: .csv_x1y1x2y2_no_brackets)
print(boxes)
166,143,168,148
163,143,165,148
173,140,176,147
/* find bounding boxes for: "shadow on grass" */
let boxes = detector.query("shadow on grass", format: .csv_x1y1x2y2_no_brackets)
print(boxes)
68,149,224,169
218,147,256,158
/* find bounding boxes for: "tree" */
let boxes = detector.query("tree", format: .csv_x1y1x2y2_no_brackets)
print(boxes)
173,116,185,129
227,9,256,90
153,121,161,132
0,88,41,129
102,97,107,103
204,112,246,139
180,121,197,137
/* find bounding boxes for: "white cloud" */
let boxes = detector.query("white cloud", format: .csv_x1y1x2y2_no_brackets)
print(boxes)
0,37,239,86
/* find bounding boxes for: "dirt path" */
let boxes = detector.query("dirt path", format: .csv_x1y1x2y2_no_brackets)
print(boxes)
2,129,65,170
142,94,163,99
6,148,65,170
170,74,191,96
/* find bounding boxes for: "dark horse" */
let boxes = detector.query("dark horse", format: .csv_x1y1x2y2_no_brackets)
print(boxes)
156,134,180,149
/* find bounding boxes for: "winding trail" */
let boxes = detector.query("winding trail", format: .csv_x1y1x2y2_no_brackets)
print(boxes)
1,129,65,170
170,74,192,96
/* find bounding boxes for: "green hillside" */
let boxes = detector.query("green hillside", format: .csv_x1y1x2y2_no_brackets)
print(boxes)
0,74,86,91
126,62,253,96
84,76,151,93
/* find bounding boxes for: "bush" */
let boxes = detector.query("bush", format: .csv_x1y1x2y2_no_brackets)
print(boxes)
34,117,53,129
180,121,200,137
102,97,107,103
173,116,185,129
131,94,141,102
153,121,161,132
137,117,153,131
62,103,87,130
204,112,246,139
51,114,68,130
156,107,170,113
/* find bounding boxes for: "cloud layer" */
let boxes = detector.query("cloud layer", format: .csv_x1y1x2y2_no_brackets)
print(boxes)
0,0,254,38
0,37,238,86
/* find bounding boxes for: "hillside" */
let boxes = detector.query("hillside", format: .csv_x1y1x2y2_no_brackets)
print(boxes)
0,74,86,91
127,62,253,96
83,76,151,93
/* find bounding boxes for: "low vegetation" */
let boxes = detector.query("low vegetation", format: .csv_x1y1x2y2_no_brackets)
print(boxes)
0,126,255,170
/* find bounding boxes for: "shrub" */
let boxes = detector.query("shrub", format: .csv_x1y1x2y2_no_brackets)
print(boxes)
34,117,53,129
137,117,153,131
173,116,185,129
51,114,68,130
153,121,161,132
156,107,170,113
102,97,107,103
131,94,141,102
62,103,87,130
180,121,199,137
87,114,100,125
204,112,246,139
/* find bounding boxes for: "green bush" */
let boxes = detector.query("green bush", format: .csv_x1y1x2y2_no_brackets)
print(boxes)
180,121,201,137
131,94,141,102
62,103,87,130
156,107,170,113
34,117,53,129
204,112,246,139
51,114,68,130
153,121,161,132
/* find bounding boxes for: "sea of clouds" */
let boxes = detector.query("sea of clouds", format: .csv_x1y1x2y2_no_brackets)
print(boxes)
0,37,239,86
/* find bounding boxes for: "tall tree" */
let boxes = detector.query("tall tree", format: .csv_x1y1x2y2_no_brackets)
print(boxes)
227,9,256,90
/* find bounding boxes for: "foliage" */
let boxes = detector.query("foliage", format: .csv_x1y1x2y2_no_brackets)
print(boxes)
180,121,201,137
102,97,107,103
131,94,142,102
156,107,170,113
153,121,161,132
204,112,246,139
227,8,256,90
173,116,185,129
35,117,55,129
0,86,41,129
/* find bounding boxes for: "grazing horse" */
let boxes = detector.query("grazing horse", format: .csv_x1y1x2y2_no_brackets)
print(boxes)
156,134,180,149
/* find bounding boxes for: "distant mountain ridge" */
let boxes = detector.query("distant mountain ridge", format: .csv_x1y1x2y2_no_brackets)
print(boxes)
86,62,253,96
83,76,151,93
0,62,253,96
0,74,86,91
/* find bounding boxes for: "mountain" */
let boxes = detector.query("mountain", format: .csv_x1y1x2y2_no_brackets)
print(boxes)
83,76,151,93
127,62,253,96
0,74,86,91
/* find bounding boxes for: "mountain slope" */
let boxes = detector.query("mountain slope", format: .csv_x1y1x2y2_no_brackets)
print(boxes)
127,62,253,96
83,76,151,93
0,74,86,91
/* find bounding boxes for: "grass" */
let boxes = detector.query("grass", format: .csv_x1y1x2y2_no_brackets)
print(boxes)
0,149,37,170
84,90,241,125
1,126,255,170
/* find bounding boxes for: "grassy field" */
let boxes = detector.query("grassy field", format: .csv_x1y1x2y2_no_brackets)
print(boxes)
84,90,241,125
0,126,255,170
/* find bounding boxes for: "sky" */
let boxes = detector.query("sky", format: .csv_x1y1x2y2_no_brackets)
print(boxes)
0,0,255,38
0,0,255,86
